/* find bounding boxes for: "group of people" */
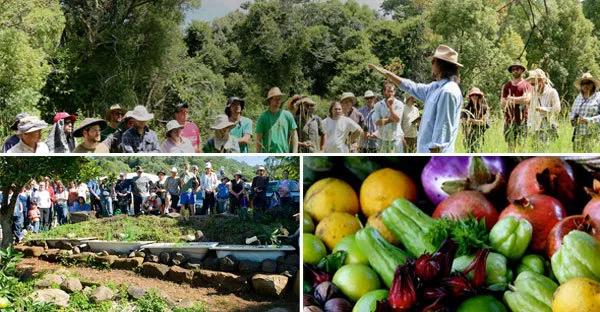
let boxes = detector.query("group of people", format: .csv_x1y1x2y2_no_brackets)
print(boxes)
4,45,599,154
3,162,296,244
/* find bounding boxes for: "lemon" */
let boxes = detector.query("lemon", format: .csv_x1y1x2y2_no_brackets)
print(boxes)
316,212,362,250
305,178,359,222
552,277,600,312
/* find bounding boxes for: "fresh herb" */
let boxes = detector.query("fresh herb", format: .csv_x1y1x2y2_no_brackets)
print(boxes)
317,251,347,273
425,216,489,256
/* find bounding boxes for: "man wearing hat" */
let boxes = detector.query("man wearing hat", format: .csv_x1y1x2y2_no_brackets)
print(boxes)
131,166,151,215
73,118,110,153
203,115,240,153
101,104,126,141
402,95,420,153
526,68,560,146
340,92,366,148
199,162,219,215
114,172,132,215
103,110,136,153
369,44,464,153
3,112,30,153
570,72,600,152
359,90,379,153
251,166,270,218
255,87,298,153
46,112,78,153
120,105,160,153
501,61,532,152
461,87,489,153
7,116,50,154
165,167,182,213
161,120,195,153
372,82,407,153
180,164,200,216
291,97,325,153
173,100,201,153
225,97,253,153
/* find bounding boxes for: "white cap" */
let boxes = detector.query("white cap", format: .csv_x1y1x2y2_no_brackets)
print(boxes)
171,167,178,173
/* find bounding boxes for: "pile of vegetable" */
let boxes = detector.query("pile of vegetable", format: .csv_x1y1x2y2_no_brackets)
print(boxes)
303,156,600,312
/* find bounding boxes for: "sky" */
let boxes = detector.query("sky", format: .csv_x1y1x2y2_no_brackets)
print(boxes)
225,156,267,166
186,0,383,22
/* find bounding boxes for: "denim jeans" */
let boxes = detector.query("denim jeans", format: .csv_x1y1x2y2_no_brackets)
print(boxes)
13,215,24,243
216,198,228,214
101,198,113,217
30,221,40,233
56,203,69,225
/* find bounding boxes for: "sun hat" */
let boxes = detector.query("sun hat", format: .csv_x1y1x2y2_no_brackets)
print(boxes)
17,116,48,135
106,104,126,119
340,92,356,103
526,68,553,86
507,61,527,73
364,90,376,98
300,97,316,106
257,165,266,171
234,170,243,177
73,118,107,137
10,112,30,131
165,120,184,137
227,96,245,110
129,105,154,121
210,114,237,130
432,45,463,68
192,165,199,170
467,87,484,98
267,87,283,101
136,166,143,172
157,170,165,175
205,162,212,169
175,101,189,113
119,172,126,178
575,72,600,90
170,167,178,173
53,112,78,124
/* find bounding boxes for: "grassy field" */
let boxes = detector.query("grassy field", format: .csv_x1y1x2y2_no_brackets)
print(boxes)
29,214,299,245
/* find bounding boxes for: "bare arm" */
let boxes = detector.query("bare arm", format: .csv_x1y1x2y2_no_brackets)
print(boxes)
255,134,262,153
369,64,402,86
290,130,299,153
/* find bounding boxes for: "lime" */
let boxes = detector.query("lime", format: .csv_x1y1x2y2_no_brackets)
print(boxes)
457,295,507,312
303,233,327,265
333,264,381,302
303,212,315,233
333,234,368,265
352,289,388,312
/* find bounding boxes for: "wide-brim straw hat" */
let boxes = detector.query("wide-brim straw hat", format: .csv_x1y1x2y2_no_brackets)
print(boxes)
257,166,266,171
73,118,107,137
526,68,553,86
227,96,245,110
11,112,30,131
129,105,154,121
467,87,484,98
17,116,48,134
340,92,356,103
107,104,125,114
364,90,376,98
575,72,600,90
210,114,237,130
165,120,184,137
432,45,463,68
300,97,317,106
267,87,284,101
507,62,526,73
234,170,243,177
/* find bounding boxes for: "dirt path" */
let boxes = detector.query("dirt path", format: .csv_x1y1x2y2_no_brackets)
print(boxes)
17,258,298,312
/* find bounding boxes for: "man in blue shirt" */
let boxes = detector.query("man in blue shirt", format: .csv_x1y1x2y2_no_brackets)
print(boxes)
370,45,463,153
87,178,102,213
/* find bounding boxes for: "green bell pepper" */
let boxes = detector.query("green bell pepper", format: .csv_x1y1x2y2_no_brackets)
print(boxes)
516,254,546,276
452,252,512,290
503,271,557,312
551,230,600,284
489,216,532,260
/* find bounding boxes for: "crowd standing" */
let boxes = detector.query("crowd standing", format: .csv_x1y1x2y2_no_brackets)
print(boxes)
3,45,599,154
3,163,298,244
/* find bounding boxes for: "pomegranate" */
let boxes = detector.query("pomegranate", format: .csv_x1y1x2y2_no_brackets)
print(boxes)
499,194,566,252
507,157,576,208
583,179,600,225
546,215,600,257
433,191,499,230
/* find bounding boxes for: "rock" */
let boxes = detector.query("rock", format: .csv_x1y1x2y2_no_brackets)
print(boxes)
98,251,110,257
166,266,193,283
267,309,292,312
195,230,204,241
40,249,61,262
57,241,73,250
219,255,238,272
95,255,118,266
165,212,181,219
171,252,185,266
183,234,196,242
239,260,261,274
192,270,249,292
60,278,83,293
146,254,159,263
141,262,170,278
184,262,202,271
13,245,27,254
202,257,219,270
66,233,76,239
35,274,65,289
112,257,144,270
128,251,136,258
127,286,146,300
57,250,74,260
32,288,70,307
159,251,170,265
72,246,81,254
251,274,289,298
81,280,101,288
276,256,286,267
67,252,95,264
135,251,146,258
293,274,300,298
70,211,96,223
116,233,128,240
82,286,93,295
284,254,299,266
23,246,45,257
262,259,277,273
79,244,91,252
90,286,114,303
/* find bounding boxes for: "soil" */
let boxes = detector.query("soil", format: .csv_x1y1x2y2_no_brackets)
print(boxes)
17,257,298,312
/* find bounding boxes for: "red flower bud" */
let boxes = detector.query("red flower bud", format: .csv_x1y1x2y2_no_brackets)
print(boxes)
304,264,332,287
444,273,475,298
388,263,417,311
422,296,449,312
462,249,489,288
415,254,441,282
421,287,447,302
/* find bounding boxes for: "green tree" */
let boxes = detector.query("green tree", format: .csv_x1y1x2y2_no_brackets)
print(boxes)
583,0,600,37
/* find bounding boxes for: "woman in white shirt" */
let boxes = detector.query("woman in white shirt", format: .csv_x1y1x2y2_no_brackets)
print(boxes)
323,101,363,153
54,182,69,225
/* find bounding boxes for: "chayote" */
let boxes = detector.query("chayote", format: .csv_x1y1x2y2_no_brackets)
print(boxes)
551,230,600,284
489,216,532,260
503,271,558,312
452,252,512,290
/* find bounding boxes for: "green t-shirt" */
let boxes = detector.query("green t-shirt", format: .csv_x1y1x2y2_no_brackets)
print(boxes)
256,109,297,153
229,116,253,153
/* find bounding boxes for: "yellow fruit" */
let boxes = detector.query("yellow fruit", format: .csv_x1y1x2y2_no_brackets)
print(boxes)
316,212,362,250
305,178,360,222
367,211,399,245
552,277,600,312
360,168,417,218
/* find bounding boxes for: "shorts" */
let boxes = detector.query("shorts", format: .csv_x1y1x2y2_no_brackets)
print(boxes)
180,192,195,205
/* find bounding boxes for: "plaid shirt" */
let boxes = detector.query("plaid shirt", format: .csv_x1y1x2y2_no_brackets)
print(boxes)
570,91,600,136
120,126,161,153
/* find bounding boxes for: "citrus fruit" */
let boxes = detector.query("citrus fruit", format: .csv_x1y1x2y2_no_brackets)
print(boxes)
305,178,359,222
352,289,388,312
333,234,368,265
303,212,315,233
303,233,327,265
333,264,381,302
316,212,361,250
552,277,600,312
360,168,417,218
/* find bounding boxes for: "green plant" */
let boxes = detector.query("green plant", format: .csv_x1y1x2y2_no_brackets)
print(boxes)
135,290,168,312
173,302,208,312
67,292,112,312
0,247,23,301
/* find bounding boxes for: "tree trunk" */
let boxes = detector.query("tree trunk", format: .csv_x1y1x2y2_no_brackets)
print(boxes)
1,185,17,248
